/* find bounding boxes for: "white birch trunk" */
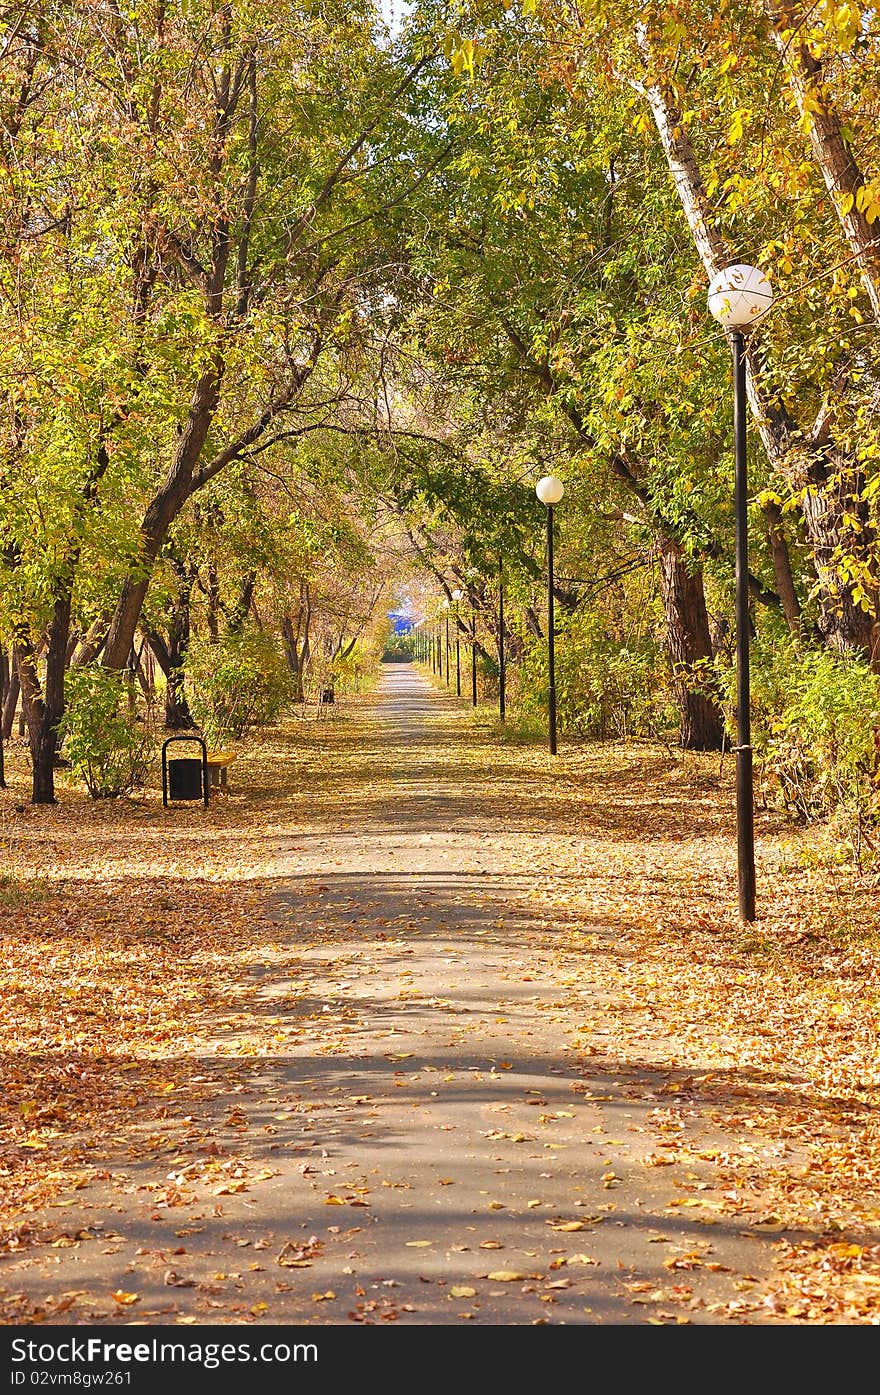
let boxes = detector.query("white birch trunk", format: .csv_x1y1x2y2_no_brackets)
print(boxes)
632,23,876,659
768,3,880,319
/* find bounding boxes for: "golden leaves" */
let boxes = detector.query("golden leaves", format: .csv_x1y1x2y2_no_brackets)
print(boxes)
277,1239,322,1268
3,680,880,1329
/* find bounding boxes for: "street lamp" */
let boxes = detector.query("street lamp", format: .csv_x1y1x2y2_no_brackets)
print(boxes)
442,598,451,686
451,588,463,696
470,593,478,708
535,475,564,755
498,553,506,723
708,262,773,924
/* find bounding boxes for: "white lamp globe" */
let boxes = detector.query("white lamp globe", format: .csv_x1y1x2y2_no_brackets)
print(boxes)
536,475,564,506
707,263,773,329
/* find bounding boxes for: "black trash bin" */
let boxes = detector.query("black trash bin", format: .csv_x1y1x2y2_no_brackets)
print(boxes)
162,736,209,808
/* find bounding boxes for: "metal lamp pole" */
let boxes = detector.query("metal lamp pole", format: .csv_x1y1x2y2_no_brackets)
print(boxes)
452,589,463,697
535,476,564,756
708,263,774,923
471,598,478,707
732,328,755,922
546,505,557,755
445,611,450,685
498,554,506,723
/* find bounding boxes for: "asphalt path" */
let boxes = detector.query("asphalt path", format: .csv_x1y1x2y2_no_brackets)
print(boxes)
1,666,780,1325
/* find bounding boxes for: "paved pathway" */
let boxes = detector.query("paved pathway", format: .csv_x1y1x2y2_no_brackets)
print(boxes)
1,666,781,1325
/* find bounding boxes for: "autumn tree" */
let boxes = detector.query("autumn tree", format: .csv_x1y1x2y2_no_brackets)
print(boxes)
0,0,441,800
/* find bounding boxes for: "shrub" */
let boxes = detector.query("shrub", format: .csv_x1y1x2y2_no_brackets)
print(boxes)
737,644,880,864
61,666,155,798
381,639,415,662
516,609,675,740
185,630,293,747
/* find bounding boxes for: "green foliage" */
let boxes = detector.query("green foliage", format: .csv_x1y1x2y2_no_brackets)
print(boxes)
185,631,294,747
61,667,155,799
516,608,675,740
733,644,880,864
382,636,416,662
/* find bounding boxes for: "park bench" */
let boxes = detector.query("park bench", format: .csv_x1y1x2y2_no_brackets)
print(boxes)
206,749,236,794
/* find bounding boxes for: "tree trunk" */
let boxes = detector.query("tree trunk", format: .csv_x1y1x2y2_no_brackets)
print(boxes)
70,613,111,667
102,361,224,671
15,568,79,804
165,664,193,730
280,617,304,703
659,538,725,750
166,562,196,727
164,664,193,729
1,649,18,741
633,29,877,660
762,499,803,636
280,595,310,704
205,564,221,642
767,3,880,319
145,629,194,731
227,573,255,633
133,639,154,699
0,649,6,789
524,605,544,640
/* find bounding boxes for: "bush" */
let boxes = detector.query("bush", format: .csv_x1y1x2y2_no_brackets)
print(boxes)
185,631,293,747
62,666,155,799
515,609,675,740
381,637,415,662
564,644,672,740
742,644,880,864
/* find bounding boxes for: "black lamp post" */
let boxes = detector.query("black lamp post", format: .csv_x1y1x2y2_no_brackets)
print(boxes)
471,597,478,707
708,262,774,924
452,588,463,696
535,475,564,756
498,554,505,724
445,606,451,686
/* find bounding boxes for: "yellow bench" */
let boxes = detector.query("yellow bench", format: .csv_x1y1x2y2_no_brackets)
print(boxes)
206,750,236,793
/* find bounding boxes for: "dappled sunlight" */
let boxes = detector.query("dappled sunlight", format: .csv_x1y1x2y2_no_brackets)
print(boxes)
1,669,879,1325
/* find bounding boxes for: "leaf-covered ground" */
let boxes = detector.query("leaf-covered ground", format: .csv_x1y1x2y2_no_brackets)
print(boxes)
1,666,879,1324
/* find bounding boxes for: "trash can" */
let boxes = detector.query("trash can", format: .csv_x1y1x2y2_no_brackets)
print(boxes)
162,736,209,808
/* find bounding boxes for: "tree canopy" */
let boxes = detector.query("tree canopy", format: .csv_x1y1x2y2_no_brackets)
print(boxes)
0,0,877,837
